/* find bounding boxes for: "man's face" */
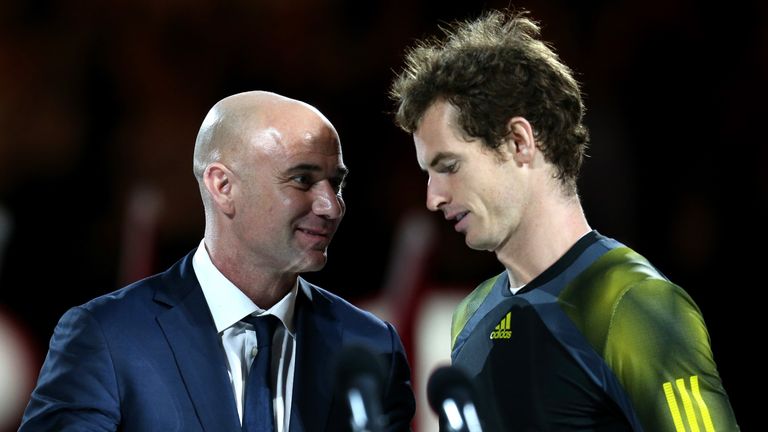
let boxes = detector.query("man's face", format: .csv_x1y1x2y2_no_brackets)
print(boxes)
231,109,347,274
414,100,529,252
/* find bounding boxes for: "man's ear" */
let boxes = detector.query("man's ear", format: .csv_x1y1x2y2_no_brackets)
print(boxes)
504,116,536,164
203,162,235,216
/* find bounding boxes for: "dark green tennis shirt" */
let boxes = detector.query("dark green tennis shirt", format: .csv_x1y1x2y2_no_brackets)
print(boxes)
450,231,739,431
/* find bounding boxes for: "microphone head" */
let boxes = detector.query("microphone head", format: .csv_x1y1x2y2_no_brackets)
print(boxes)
335,344,386,393
335,345,387,432
426,365,475,413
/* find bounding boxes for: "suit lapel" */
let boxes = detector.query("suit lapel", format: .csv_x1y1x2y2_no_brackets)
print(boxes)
290,279,343,432
155,253,241,432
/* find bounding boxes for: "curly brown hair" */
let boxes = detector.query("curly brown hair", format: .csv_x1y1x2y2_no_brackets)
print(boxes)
390,9,589,194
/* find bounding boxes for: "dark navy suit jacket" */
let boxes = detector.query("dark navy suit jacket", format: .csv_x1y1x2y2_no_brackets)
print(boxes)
19,251,415,431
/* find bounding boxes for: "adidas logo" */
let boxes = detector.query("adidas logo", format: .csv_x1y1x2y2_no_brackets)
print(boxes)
490,312,512,340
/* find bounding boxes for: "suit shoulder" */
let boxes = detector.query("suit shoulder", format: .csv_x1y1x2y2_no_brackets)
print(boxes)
78,250,196,319
76,273,164,320
303,282,392,334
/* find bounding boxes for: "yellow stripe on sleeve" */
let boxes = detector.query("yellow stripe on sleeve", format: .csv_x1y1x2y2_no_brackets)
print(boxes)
664,381,687,432
690,375,716,432
676,378,700,432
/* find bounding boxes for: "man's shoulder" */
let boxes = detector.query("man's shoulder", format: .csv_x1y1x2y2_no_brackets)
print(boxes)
75,273,165,318
564,245,674,306
457,275,501,315
560,244,689,353
299,279,392,334
78,251,196,317
451,273,502,350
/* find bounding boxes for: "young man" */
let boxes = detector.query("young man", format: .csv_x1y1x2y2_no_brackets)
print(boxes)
391,10,738,431
20,91,415,432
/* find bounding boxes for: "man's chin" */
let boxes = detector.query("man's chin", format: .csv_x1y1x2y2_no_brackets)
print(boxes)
464,234,495,252
293,251,329,273
463,232,477,248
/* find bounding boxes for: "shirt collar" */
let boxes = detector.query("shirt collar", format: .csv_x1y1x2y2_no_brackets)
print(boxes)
192,239,298,336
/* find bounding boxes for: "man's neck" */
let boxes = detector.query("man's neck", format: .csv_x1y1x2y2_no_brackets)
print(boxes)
496,193,590,287
205,241,297,310
231,271,297,310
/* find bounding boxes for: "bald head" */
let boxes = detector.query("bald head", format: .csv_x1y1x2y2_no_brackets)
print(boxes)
193,91,336,182
192,90,347,303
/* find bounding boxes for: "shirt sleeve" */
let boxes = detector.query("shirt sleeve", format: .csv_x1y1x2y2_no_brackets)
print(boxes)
19,306,121,431
603,279,739,431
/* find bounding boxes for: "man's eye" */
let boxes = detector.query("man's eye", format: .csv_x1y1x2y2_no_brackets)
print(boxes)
292,175,312,186
439,162,459,174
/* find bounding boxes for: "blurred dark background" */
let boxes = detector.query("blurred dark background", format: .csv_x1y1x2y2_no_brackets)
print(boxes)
0,0,763,429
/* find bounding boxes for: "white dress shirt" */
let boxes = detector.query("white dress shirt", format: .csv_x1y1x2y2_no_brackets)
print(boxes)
192,240,297,432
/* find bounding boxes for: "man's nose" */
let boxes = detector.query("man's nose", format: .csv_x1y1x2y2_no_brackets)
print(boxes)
312,181,345,219
426,176,448,212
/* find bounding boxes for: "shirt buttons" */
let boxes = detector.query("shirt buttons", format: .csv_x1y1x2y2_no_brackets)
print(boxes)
251,346,258,358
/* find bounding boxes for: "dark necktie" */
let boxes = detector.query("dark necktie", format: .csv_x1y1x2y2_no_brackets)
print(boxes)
242,314,279,432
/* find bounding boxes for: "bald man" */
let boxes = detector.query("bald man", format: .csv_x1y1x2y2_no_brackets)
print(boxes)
20,91,415,432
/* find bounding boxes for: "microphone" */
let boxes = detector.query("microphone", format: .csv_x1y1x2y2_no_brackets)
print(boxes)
427,366,484,432
335,345,386,432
